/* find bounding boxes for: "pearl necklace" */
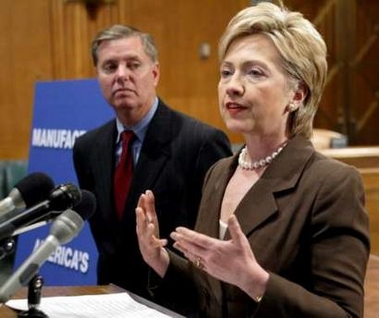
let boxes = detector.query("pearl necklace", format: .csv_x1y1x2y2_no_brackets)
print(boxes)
238,143,287,170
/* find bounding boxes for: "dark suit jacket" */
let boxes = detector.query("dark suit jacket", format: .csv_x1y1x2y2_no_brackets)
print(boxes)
160,135,370,317
72,99,232,298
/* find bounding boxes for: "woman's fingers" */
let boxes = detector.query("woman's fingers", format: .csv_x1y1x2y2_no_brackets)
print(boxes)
227,215,245,245
171,228,214,262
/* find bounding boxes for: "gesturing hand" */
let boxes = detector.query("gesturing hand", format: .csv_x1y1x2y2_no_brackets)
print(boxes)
136,190,169,278
171,214,269,300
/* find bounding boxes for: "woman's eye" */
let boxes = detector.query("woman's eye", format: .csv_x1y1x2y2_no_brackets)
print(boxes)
220,69,232,78
248,68,263,77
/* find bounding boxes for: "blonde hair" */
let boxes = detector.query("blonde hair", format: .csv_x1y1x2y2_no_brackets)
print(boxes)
219,2,327,139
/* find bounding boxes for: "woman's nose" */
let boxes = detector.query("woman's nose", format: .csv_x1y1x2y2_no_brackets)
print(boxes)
226,75,245,96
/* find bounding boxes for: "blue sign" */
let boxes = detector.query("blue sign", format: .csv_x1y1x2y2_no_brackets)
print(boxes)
14,78,114,285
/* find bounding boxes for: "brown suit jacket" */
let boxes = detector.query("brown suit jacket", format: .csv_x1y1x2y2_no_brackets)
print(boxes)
160,135,370,317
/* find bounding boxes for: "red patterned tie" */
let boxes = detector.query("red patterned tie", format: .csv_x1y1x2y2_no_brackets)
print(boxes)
114,130,135,218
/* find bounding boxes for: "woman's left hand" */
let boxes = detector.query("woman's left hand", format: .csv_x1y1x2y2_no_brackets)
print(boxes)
170,214,269,300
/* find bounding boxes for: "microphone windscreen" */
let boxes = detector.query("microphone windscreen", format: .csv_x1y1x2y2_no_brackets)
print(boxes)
73,190,96,220
49,183,82,211
14,172,55,207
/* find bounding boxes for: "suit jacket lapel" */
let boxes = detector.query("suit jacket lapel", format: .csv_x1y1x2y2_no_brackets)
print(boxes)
94,120,117,222
196,157,234,238
226,136,315,239
126,101,172,209
196,136,315,302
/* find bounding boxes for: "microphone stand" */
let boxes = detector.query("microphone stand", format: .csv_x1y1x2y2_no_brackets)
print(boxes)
18,274,48,318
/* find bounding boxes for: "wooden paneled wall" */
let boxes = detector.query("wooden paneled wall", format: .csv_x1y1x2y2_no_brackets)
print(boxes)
0,0,378,160
0,1,52,159
0,0,247,159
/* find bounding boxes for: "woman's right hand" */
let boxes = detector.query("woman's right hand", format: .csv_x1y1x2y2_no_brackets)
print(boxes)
136,190,170,278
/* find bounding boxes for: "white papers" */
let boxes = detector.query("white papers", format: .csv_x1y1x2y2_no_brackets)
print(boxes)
6,292,173,318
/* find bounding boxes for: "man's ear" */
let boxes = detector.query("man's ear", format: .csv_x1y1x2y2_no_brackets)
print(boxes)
152,63,160,87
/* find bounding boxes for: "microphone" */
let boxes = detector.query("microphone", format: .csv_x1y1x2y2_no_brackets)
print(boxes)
12,189,96,237
0,190,96,304
0,183,82,241
0,172,55,218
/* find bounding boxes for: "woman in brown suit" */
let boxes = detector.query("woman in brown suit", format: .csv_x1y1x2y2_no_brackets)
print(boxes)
136,2,370,317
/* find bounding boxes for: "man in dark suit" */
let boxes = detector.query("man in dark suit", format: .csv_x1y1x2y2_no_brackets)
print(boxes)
72,25,232,299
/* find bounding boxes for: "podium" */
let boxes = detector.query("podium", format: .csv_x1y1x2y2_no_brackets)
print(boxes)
0,284,184,317
1,256,378,318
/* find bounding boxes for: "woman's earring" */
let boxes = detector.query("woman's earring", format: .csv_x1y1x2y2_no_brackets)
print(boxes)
288,102,297,112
